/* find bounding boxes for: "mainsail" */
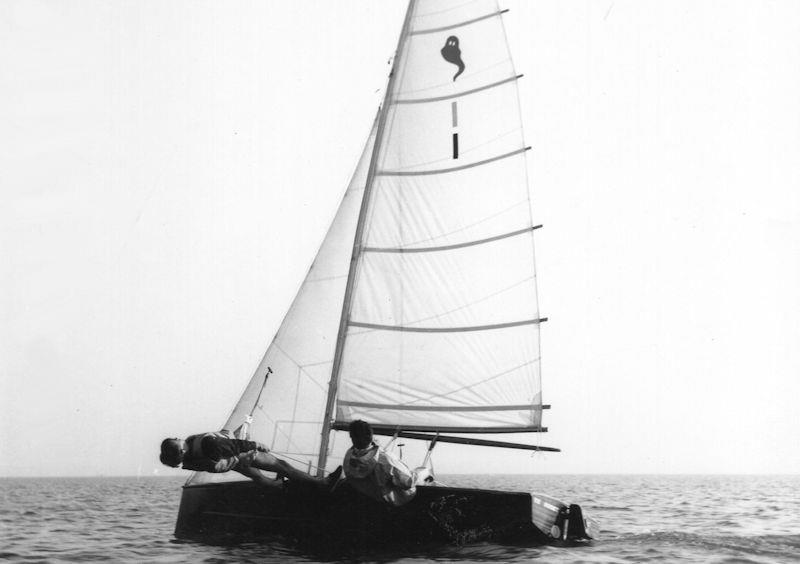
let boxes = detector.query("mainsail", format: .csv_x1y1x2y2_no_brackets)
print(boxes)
189,0,545,484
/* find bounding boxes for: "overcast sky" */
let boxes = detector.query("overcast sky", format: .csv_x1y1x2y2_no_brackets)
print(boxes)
2,1,799,477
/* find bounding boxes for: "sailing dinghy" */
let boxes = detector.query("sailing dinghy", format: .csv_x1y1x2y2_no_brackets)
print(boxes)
175,0,597,546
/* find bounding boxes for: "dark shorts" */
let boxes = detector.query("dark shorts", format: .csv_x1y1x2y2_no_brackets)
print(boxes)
230,445,270,471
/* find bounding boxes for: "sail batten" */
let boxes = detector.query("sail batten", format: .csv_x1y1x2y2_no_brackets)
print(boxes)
409,9,508,35
349,318,545,333
337,401,550,412
363,225,540,254
394,74,521,104
332,422,548,434
378,147,530,176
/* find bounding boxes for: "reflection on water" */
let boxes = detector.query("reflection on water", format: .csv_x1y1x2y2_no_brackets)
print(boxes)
2,475,799,563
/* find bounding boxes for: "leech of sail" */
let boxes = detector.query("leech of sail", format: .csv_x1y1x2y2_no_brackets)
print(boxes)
395,75,522,105
410,9,509,35
332,422,548,434
349,317,547,333
363,225,542,254
338,400,551,412
378,147,530,177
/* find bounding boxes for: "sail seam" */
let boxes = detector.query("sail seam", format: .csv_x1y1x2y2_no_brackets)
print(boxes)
272,344,328,392
375,124,520,171
394,75,521,104
378,147,530,177
410,9,508,35
363,225,541,254
400,199,528,247
345,276,535,336
396,58,513,97
337,401,549,412
348,317,546,333
387,359,540,407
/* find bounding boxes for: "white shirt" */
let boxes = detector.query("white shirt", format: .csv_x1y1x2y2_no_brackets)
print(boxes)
343,442,417,506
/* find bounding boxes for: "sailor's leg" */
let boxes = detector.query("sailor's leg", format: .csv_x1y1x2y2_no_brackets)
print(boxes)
247,452,318,483
247,451,342,488
234,465,282,488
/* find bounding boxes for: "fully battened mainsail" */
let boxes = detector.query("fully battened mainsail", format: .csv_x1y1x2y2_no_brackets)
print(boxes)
335,0,543,435
189,0,546,485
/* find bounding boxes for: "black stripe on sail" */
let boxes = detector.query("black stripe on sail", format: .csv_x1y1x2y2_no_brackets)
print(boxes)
452,133,459,159
377,147,530,177
348,317,547,333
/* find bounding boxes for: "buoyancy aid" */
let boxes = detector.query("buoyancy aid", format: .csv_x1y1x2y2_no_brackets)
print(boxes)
343,442,416,506
182,432,261,472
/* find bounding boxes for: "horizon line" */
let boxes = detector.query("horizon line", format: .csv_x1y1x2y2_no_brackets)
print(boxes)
2,472,799,479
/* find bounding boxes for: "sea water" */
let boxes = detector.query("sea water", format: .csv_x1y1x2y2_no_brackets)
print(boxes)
2,475,799,563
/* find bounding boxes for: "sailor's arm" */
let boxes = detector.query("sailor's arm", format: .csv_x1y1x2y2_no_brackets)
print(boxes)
380,450,415,489
182,457,236,473
199,435,240,473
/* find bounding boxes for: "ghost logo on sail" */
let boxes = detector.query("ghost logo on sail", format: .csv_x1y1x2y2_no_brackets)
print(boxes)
440,36,465,81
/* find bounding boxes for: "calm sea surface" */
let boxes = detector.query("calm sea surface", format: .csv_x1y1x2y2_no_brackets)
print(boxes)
2,475,799,563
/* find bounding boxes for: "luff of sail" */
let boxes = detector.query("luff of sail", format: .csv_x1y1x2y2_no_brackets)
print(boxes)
333,0,544,434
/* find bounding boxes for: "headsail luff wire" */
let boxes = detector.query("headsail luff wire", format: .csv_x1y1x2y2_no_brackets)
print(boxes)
315,0,419,477
250,367,272,417
233,366,272,439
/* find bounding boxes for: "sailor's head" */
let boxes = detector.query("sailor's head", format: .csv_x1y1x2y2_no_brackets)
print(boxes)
159,438,184,467
348,420,373,450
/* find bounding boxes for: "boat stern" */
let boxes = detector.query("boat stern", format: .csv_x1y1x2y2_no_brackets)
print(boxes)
531,493,598,542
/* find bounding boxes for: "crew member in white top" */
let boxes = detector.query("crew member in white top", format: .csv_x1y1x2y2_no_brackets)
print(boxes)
343,419,432,506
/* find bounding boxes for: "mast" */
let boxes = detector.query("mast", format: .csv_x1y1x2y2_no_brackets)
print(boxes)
316,0,417,476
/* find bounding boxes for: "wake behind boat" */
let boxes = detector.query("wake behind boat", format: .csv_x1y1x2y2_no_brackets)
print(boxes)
174,0,597,548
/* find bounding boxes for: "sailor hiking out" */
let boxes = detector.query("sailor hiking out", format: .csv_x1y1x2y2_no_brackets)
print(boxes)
160,429,341,490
